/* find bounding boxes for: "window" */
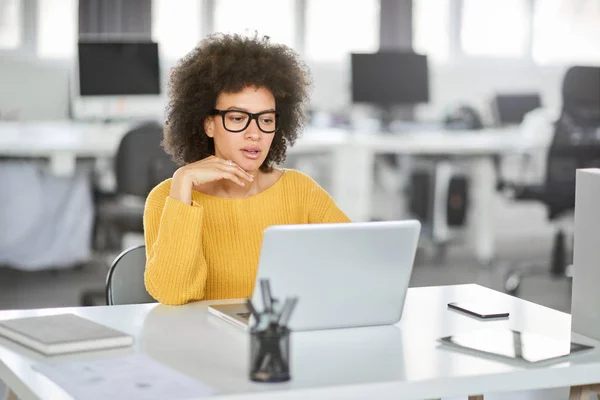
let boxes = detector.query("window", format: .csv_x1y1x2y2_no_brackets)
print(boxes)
152,0,202,60
214,0,295,48
37,0,77,58
0,0,21,49
460,0,529,58
305,0,379,62
533,0,600,65
413,0,450,61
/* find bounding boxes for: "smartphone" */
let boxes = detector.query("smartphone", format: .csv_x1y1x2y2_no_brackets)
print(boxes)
447,302,509,319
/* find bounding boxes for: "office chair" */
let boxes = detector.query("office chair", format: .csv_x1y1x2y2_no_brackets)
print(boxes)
106,245,156,305
81,122,178,306
499,66,600,296
93,121,179,250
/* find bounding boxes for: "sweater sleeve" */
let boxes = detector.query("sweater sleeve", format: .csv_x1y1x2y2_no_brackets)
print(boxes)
301,174,351,224
318,201,351,223
143,185,209,305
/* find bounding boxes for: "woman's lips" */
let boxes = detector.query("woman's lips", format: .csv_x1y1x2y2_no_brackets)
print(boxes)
241,148,261,159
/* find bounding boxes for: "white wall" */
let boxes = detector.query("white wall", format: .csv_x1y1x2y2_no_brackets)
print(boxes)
0,53,570,124
0,55,71,120
421,59,568,124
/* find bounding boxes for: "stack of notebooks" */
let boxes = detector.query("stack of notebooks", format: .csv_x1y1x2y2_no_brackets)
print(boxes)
0,313,134,356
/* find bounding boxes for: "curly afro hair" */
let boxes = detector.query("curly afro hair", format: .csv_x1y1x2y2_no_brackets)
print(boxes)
163,33,312,173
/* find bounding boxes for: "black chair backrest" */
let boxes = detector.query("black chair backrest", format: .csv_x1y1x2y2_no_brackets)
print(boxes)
562,66,600,124
115,122,179,197
544,66,600,218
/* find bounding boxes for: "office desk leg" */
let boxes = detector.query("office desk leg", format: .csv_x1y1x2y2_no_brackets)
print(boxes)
332,146,374,222
469,157,496,266
569,384,600,400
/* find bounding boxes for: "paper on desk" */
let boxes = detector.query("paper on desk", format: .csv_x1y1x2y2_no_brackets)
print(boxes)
33,354,216,400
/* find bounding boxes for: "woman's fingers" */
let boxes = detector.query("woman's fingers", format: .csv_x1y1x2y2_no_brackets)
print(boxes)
216,159,254,182
221,171,246,186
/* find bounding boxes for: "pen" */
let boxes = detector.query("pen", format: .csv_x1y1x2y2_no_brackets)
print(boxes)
271,298,281,315
246,299,261,324
256,315,271,332
260,279,274,314
277,297,298,328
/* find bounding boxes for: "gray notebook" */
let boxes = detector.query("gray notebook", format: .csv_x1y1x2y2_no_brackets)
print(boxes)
0,313,134,355
439,328,594,364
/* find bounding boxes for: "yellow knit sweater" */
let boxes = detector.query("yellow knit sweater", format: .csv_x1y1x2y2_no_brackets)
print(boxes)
143,169,350,305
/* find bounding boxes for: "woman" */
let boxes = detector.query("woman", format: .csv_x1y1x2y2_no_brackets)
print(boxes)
144,33,350,305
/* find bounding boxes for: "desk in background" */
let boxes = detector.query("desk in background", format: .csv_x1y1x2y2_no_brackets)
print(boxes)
330,127,533,264
0,121,348,175
1,284,599,400
0,120,537,264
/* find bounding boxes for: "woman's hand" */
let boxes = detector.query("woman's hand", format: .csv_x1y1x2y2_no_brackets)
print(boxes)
169,156,254,204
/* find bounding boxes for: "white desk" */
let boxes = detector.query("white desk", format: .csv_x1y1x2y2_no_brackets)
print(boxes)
0,121,536,263
0,121,131,158
1,284,599,400
338,128,534,265
0,121,133,177
0,121,350,177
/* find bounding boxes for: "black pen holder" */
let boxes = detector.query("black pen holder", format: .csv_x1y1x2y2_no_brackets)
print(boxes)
249,326,291,383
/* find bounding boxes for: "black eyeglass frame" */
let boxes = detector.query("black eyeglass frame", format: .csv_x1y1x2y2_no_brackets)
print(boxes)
210,109,281,133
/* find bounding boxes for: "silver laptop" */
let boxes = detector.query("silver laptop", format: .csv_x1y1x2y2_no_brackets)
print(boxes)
208,220,421,331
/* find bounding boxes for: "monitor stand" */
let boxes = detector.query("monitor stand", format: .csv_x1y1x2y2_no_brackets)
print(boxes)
379,105,395,133
379,105,416,133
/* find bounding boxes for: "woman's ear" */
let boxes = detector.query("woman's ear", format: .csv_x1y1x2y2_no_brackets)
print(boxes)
204,116,214,138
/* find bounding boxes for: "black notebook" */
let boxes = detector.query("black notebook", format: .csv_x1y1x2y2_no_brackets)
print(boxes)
0,313,134,355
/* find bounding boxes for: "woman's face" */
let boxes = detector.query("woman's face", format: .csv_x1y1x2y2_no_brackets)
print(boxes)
205,86,277,173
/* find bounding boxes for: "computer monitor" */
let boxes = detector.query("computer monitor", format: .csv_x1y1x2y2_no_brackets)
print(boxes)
492,93,542,125
351,51,429,106
77,40,160,96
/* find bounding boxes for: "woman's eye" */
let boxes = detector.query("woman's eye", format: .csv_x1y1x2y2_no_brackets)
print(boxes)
228,115,247,123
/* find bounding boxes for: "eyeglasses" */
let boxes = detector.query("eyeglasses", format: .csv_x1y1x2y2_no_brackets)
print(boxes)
210,109,280,134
